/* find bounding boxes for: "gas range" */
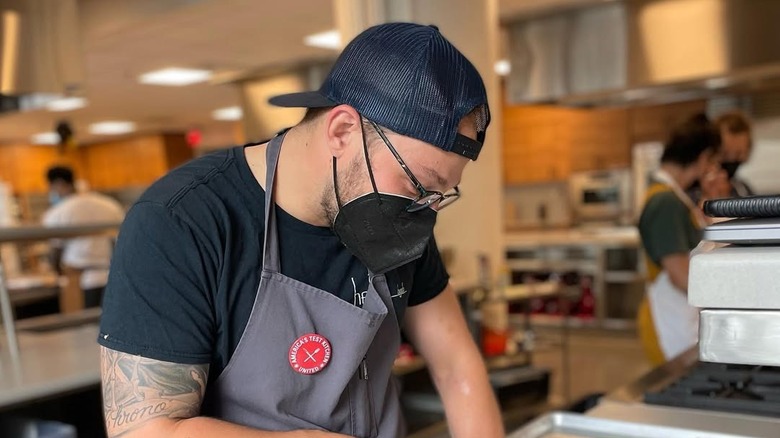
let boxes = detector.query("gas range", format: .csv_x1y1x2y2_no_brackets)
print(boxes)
644,361,780,418
580,349,780,438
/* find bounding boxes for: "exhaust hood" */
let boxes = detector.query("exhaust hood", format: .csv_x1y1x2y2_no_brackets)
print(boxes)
0,0,85,112
505,0,780,106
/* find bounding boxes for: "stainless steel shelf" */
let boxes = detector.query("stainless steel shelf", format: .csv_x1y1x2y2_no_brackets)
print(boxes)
604,271,644,283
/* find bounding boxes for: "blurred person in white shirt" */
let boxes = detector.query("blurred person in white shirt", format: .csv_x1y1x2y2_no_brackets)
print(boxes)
42,166,125,308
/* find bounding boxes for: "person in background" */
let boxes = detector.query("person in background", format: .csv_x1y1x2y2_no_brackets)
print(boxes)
636,114,722,365
42,166,125,308
690,110,755,203
97,23,503,438
715,110,755,197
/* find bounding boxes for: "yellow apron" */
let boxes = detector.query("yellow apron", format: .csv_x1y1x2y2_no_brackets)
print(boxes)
637,171,706,365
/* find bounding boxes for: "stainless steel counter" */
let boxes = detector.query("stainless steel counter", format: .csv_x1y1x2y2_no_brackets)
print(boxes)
0,223,121,362
505,226,640,248
587,400,780,438
0,324,100,410
586,348,780,438
0,223,120,243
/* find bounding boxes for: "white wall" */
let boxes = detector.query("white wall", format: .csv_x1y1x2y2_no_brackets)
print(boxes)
738,117,780,195
410,0,506,284
504,183,572,229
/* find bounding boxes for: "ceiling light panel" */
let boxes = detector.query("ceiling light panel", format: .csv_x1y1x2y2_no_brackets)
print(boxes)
31,132,59,145
304,30,341,50
46,97,87,112
138,67,213,86
89,121,136,135
212,106,243,121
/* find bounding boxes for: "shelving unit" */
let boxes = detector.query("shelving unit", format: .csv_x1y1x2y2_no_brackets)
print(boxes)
505,229,644,330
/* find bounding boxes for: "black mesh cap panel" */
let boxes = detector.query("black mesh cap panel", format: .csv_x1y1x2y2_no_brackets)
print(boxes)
269,23,490,160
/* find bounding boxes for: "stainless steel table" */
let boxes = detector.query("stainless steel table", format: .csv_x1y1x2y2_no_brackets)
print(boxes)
0,324,100,410
0,223,119,362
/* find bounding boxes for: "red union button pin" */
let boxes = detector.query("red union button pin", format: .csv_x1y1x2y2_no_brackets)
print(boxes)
289,333,332,375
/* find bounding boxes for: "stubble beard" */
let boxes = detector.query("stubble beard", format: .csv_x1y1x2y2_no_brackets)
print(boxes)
320,154,367,229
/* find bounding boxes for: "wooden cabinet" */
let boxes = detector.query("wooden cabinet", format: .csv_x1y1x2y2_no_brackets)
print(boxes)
503,106,572,184
566,108,631,173
79,136,170,190
503,105,631,184
502,100,706,185
629,100,707,144
0,133,193,194
0,145,83,193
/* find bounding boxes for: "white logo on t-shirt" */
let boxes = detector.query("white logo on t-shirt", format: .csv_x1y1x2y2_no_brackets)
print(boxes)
352,277,367,307
391,282,407,299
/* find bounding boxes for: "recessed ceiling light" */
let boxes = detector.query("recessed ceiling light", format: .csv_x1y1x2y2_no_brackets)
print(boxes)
622,88,653,101
46,96,87,112
705,77,730,89
212,106,243,121
494,59,511,76
304,30,341,50
31,132,59,145
138,67,213,86
89,121,136,135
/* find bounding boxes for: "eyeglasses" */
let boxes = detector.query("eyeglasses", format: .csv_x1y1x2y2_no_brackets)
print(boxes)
368,120,461,213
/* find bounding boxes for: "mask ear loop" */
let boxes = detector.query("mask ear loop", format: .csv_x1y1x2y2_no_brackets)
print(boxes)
332,156,342,207
359,115,382,203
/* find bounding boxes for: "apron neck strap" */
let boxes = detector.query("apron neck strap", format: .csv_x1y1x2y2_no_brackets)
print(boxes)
653,169,708,229
262,132,287,272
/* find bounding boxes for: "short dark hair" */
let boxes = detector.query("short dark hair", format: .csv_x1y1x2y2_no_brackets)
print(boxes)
715,111,751,135
300,107,334,125
715,110,752,149
660,113,721,167
46,166,75,185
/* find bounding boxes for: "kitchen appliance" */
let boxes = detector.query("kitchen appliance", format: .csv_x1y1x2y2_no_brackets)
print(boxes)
642,196,780,416
568,169,632,225
631,141,664,220
511,196,780,437
644,362,780,418
689,196,780,367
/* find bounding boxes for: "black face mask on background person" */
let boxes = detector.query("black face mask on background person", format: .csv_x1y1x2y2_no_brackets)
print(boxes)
721,161,743,179
331,126,437,274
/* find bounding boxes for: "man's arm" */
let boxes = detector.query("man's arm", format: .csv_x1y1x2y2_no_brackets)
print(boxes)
100,346,350,438
661,253,690,293
403,285,504,438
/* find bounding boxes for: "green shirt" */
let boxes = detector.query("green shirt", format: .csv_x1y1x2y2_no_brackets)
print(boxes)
638,185,701,275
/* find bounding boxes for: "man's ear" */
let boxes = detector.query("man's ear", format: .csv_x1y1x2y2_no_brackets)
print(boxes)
324,104,362,158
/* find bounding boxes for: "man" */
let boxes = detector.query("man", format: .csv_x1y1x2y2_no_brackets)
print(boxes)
42,166,125,308
98,23,503,438
636,114,721,365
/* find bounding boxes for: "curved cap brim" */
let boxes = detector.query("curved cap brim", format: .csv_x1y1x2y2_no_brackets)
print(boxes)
268,91,337,108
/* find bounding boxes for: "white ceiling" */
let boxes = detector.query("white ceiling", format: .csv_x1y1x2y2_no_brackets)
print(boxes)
0,0,606,147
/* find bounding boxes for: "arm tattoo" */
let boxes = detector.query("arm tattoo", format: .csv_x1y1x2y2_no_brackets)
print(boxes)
100,346,208,437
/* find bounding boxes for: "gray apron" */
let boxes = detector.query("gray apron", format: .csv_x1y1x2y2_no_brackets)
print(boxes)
203,133,404,437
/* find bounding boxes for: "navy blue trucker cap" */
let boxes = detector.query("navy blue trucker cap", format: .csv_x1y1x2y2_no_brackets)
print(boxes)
269,22,490,160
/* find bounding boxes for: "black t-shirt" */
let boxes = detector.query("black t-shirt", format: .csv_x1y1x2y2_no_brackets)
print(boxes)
98,145,449,382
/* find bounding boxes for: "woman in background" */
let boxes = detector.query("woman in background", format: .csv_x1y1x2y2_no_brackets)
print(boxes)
637,114,721,364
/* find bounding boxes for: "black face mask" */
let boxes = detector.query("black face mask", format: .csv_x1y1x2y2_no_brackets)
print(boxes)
330,125,437,274
721,161,743,179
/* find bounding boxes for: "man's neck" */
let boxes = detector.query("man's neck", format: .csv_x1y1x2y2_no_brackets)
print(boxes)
659,162,693,189
249,126,331,227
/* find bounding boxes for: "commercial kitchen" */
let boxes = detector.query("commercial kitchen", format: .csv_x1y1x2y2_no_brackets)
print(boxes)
1,0,779,437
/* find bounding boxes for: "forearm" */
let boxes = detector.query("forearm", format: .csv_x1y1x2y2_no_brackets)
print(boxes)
119,417,346,438
661,254,690,293
432,348,504,438
404,287,504,437
100,347,348,438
